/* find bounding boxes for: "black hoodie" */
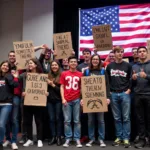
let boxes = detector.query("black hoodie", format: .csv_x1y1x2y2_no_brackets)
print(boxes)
0,73,19,103
132,60,150,94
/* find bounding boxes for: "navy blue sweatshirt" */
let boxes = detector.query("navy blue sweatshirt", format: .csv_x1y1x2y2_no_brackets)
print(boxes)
132,60,150,95
0,73,19,103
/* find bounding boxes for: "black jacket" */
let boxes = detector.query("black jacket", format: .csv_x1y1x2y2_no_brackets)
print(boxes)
47,83,61,103
0,73,19,103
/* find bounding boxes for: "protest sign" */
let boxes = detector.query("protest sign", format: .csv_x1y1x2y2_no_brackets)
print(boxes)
81,75,108,113
92,24,113,51
147,40,150,60
24,73,48,106
13,41,35,69
53,32,73,59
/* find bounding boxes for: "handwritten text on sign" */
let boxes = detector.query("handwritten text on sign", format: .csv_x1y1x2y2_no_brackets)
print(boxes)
53,32,73,59
81,76,108,113
92,24,113,51
13,41,35,69
24,73,48,107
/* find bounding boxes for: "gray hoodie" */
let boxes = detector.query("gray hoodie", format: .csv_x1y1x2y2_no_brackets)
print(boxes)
132,60,150,94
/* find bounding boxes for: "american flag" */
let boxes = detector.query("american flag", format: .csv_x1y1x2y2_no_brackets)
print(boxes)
79,3,150,59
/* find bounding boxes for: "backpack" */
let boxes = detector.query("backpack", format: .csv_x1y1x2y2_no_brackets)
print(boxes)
85,68,105,76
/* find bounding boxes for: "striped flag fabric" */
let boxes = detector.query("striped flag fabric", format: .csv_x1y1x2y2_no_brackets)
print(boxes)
79,3,150,59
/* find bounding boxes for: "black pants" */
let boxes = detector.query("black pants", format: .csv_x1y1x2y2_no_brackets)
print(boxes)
135,94,150,140
23,106,43,140
80,108,88,137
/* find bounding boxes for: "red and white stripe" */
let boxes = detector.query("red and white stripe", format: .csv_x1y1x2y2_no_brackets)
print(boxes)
79,3,150,59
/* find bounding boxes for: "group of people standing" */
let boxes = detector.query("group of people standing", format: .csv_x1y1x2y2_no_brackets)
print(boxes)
0,45,150,150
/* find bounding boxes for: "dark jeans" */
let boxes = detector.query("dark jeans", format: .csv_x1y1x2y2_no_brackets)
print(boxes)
23,106,43,140
0,105,12,144
134,94,150,140
47,102,62,137
5,96,20,143
111,92,131,140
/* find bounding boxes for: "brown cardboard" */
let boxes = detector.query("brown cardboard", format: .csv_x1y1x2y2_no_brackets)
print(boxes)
81,75,108,113
92,24,113,51
123,58,129,63
53,32,73,59
24,73,48,107
147,40,150,60
13,41,35,70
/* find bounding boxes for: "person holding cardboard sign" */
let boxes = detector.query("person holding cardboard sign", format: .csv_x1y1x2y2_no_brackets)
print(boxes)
60,56,83,148
47,60,62,146
0,60,19,150
15,58,46,148
81,54,110,147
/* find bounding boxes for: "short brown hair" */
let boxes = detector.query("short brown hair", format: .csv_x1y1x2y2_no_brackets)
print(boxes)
113,46,124,53
8,50,15,56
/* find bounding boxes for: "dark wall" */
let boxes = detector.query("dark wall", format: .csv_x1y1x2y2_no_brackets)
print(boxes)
54,0,149,59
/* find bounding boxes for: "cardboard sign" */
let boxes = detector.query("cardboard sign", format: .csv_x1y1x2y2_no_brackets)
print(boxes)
24,73,48,107
81,76,108,113
123,58,129,63
13,41,35,70
92,24,113,51
53,32,73,59
147,40,150,60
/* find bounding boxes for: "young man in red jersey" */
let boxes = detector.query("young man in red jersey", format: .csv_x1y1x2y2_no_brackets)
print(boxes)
60,56,83,148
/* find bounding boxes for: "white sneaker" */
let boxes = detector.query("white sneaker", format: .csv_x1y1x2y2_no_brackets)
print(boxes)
100,140,106,147
86,140,94,147
63,139,70,148
11,143,18,150
23,140,33,147
3,140,11,147
76,140,82,148
37,140,43,148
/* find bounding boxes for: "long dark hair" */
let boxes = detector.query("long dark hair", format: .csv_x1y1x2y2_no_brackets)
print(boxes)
27,58,43,73
0,60,11,77
89,54,102,71
48,60,61,84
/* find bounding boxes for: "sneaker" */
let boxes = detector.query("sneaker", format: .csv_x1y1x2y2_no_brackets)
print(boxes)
86,140,94,147
112,138,122,146
145,137,149,145
11,143,18,150
3,140,11,147
76,140,82,148
37,140,43,148
19,134,27,144
80,136,88,143
63,139,70,148
134,136,139,144
100,140,106,147
134,139,146,149
124,140,131,148
23,140,34,147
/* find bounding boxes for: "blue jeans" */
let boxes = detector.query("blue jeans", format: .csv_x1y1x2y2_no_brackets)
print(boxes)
47,102,62,137
111,92,131,140
88,113,105,140
63,99,81,140
0,105,12,144
5,96,20,143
